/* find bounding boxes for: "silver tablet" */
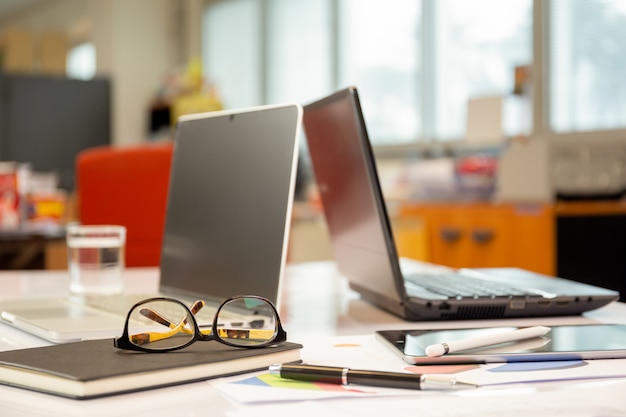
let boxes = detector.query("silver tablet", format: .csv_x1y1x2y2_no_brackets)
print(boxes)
376,324,626,364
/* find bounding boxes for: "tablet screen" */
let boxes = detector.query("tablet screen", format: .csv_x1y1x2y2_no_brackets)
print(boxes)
376,324,626,364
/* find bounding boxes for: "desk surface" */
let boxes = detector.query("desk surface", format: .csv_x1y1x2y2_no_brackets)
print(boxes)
1,262,625,416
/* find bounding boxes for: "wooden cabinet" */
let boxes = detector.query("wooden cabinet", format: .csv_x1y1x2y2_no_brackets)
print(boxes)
394,202,555,275
292,199,623,299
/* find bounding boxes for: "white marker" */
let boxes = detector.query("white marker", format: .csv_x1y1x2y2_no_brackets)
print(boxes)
425,326,551,357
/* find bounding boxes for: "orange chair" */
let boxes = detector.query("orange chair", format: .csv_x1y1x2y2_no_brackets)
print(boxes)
75,142,174,267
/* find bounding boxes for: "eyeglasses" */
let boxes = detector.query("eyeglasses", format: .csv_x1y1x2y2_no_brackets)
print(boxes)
114,295,287,352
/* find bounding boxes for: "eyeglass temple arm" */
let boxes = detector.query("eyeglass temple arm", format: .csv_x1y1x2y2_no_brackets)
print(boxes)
138,300,205,329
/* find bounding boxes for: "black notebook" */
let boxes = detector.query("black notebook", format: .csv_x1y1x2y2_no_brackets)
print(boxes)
0,339,302,399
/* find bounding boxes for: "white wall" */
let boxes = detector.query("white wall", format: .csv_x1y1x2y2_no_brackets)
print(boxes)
0,0,202,145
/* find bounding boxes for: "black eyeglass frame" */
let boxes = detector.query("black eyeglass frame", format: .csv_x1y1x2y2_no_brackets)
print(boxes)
114,295,287,353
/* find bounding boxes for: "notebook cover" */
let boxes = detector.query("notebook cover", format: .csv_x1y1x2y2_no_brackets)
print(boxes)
0,338,302,399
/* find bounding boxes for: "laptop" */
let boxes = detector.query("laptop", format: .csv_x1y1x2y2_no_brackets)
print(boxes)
302,86,619,321
0,103,303,342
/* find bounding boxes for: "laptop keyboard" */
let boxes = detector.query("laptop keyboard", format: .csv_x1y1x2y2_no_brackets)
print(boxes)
79,294,144,315
405,272,539,299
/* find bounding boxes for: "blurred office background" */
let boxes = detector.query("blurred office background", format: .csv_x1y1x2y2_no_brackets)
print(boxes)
1,0,626,299
2,1,625,147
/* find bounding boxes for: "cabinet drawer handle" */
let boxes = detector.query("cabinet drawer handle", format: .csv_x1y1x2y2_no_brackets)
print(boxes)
440,227,462,242
472,229,494,244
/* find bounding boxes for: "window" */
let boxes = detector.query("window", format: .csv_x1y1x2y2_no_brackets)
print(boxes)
549,0,626,132
203,1,530,144
266,0,333,105
337,0,532,144
338,0,421,144
66,42,96,80
203,1,626,146
203,0,261,109
429,0,532,140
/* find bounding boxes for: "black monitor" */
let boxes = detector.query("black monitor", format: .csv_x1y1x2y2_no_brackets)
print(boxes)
0,74,111,190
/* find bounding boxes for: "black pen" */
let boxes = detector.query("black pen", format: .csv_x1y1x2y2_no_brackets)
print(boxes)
268,363,477,390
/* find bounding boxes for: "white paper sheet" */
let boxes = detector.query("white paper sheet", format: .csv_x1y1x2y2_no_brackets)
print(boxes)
215,334,626,406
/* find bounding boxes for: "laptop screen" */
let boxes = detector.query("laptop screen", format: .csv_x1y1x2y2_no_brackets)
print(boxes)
159,104,302,304
303,87,404,302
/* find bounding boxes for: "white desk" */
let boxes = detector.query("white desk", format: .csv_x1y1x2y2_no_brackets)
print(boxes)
1,262,625,416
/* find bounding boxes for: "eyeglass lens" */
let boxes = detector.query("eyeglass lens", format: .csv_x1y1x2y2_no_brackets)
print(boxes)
216,297,278,347
126,297,279,350
127,299,196,350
